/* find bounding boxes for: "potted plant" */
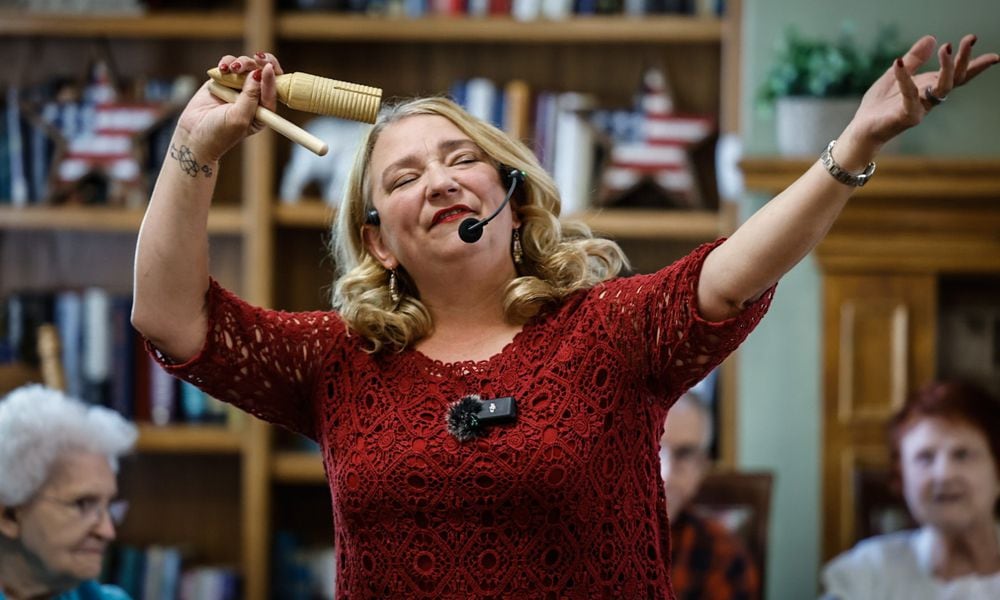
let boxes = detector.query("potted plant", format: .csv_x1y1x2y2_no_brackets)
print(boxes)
759,24,906,156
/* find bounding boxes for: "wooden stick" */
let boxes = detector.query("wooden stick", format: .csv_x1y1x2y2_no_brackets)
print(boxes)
207,81,329,157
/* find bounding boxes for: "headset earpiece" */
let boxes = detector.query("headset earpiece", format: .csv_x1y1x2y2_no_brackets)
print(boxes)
365,208,380,226
499,164,527,189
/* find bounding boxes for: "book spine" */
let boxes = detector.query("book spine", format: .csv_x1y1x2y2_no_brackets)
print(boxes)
82,287,111,406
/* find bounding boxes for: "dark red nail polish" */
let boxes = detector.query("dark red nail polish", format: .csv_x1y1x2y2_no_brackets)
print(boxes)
232,61,242,71
945,43,952,55
252,69,262,82
255,51,266,59
970,36,977,47
219,63,229,72
895,58,904,68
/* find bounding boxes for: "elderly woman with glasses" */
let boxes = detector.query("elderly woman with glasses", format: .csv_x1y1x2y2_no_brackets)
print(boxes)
0,385,137,600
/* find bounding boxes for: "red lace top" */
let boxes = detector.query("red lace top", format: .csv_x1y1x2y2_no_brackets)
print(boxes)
156,240,773,599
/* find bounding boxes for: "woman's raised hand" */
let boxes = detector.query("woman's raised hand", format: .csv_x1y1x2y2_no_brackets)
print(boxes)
175,52,285,163
843,35,998,150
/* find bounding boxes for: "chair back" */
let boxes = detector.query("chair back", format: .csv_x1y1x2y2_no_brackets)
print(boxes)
690,470,774,592
853,464,917,543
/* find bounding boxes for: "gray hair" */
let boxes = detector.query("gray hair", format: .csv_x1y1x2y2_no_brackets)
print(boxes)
0,384,137,506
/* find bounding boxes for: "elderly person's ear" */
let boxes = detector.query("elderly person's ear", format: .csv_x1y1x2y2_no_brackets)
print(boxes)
0,506,20,538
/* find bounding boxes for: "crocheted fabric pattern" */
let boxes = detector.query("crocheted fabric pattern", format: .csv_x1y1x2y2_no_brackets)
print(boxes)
155,240,773,599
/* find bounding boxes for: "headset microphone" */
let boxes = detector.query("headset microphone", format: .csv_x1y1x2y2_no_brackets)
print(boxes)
458,166,526,244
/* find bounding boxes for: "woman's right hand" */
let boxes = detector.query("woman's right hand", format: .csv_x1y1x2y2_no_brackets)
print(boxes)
175,52,284,163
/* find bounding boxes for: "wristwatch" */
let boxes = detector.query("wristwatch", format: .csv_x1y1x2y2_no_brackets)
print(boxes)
820,139,877,187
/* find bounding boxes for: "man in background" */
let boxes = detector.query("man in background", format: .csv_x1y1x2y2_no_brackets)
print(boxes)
661,392,760,600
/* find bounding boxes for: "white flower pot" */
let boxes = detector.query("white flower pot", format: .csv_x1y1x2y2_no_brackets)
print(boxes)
775,96,860,156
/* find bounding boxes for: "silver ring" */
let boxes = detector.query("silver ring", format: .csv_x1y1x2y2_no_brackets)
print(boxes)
925,86,947,106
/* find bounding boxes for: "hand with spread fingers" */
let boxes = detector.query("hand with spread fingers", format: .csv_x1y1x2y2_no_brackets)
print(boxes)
843,34,999,149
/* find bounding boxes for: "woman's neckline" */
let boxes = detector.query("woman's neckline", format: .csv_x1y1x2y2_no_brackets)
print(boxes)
407,316,539,371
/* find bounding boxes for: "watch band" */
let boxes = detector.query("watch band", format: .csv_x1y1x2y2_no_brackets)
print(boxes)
820,139,877,187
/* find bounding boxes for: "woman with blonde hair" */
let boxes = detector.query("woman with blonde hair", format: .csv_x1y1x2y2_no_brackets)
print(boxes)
133,36,996,598
333,95,628,352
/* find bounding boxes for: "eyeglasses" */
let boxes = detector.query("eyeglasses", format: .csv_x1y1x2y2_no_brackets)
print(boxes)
660,444,708,470
37,495,129,527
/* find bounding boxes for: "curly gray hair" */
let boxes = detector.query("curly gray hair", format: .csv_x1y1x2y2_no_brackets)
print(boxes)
0,384,137,506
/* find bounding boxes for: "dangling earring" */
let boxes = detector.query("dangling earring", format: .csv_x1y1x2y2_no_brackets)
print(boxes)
388,269,400,305
512,229,523,265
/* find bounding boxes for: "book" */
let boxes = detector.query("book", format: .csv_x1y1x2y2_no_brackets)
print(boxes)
81,287,111,406
502,80,532,142
552,93,598,216
108,295,135,418
148,355,177,425
5,87,29,206
54,290,83,398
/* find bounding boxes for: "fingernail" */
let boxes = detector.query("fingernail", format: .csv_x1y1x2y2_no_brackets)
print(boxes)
970,36,977,47
252,69,262,82
219,63,229,73
255,51,266,59
895,58,904,68
945,43,952,55
232,61,242,71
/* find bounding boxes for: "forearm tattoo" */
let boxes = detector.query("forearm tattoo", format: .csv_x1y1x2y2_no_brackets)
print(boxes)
170,144,213,178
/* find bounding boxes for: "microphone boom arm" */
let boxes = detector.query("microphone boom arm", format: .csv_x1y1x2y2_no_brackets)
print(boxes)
458,175,520,244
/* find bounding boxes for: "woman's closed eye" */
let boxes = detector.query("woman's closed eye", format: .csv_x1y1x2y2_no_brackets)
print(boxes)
391,173,419,190
450,153,478,166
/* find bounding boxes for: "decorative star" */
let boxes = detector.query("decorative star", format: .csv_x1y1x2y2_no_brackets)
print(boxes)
599,68,715,210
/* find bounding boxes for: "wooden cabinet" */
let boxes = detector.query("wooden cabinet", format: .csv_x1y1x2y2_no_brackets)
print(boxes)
1,4,741,597
742,156,1000,561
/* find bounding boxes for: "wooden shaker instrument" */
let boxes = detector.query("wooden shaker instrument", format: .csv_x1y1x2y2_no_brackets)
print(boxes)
207,68,382,123
206,68,382,156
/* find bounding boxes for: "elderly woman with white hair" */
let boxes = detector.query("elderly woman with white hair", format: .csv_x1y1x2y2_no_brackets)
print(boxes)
0,385,137,600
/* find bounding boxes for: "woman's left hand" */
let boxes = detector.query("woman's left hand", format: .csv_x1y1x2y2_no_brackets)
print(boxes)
844,34,999,150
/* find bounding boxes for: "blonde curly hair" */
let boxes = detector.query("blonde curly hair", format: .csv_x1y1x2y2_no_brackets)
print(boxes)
332,96,628,353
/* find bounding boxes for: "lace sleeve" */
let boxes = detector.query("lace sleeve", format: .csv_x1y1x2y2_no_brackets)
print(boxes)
145,278,344,440
595,239,774,405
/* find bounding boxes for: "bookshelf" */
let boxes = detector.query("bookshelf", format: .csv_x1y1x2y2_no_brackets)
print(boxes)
0,1,742,597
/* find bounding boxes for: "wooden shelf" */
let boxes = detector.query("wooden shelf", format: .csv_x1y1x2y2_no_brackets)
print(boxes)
274,201,723,240
278,14,722,43
571,208,723,240
136,423,244,454
0,10,245,38
0,205,244,234
740,156,1000,199
273,201,335,228
271,450,325,483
